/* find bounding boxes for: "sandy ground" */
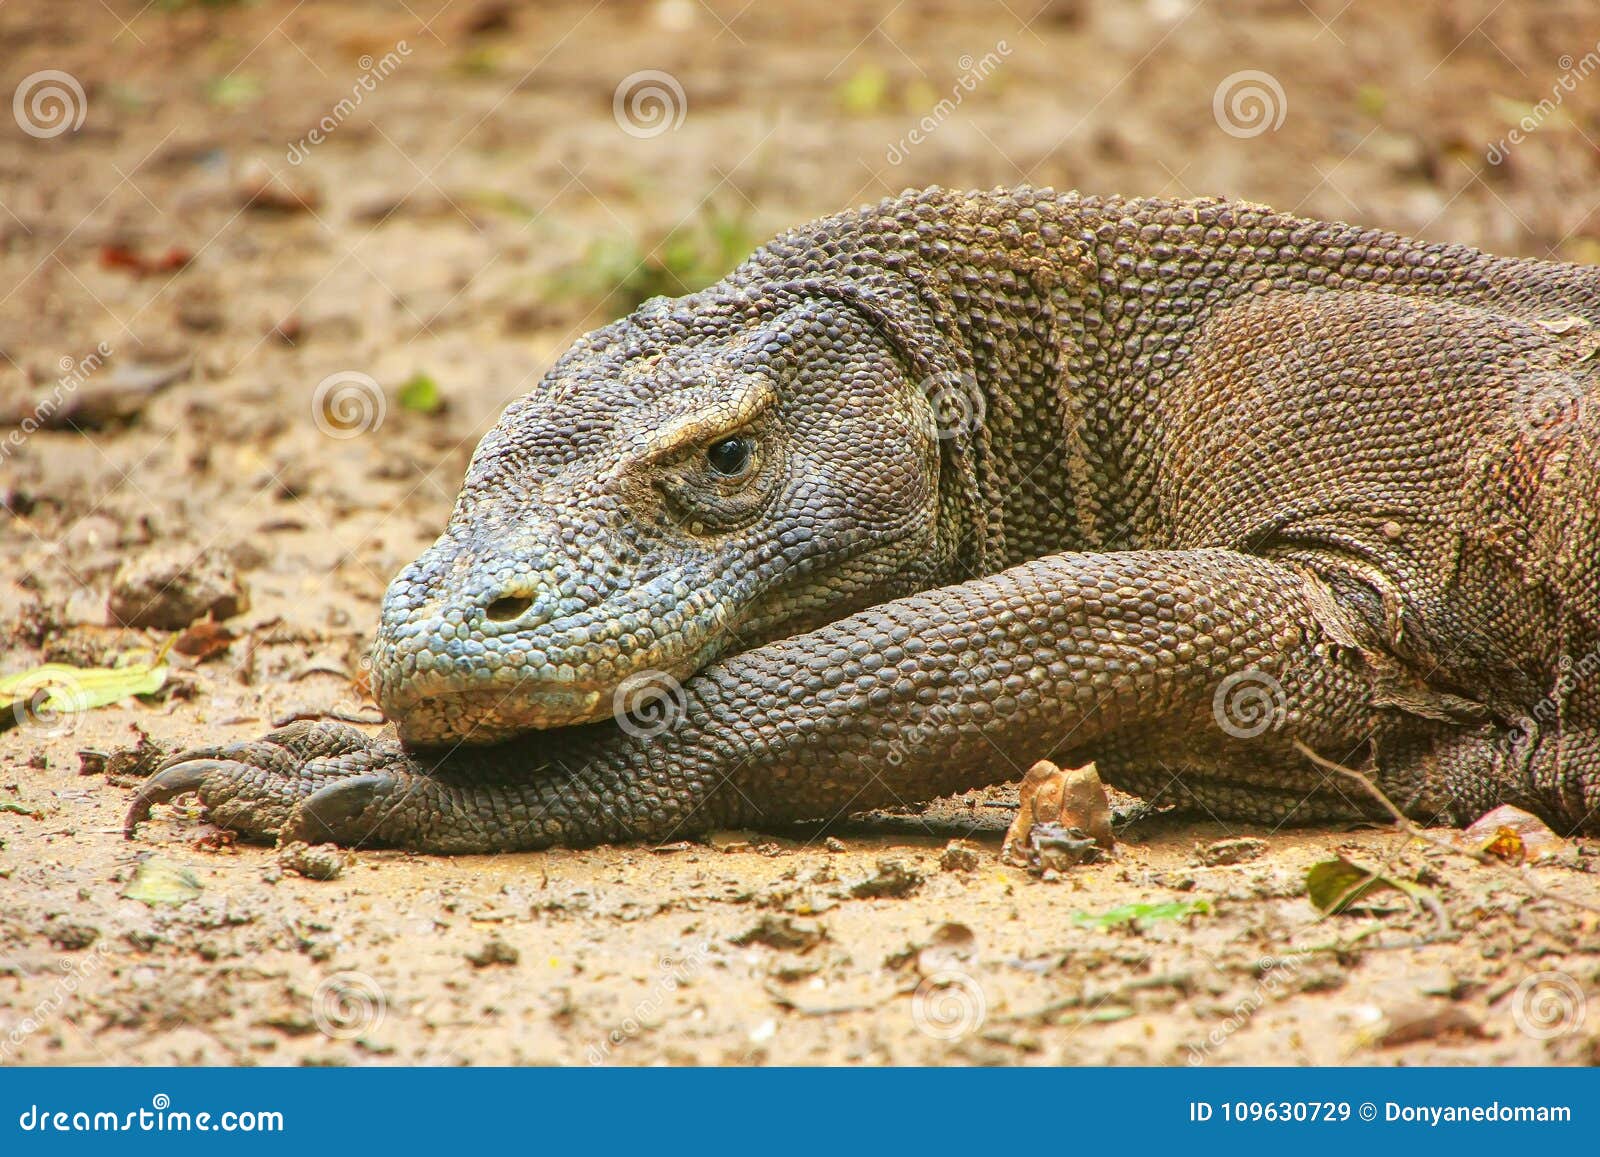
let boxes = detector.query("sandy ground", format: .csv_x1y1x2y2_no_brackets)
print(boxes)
1,0,1598,1066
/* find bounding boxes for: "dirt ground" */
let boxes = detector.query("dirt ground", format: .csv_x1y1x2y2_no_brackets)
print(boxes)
2,0,1599,1067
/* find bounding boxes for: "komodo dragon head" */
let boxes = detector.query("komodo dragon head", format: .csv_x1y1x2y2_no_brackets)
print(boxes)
369,263,979,745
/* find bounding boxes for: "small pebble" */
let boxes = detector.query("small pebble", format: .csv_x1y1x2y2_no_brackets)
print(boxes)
939,840,981,872
850,858,924,899
466,938,520,968
109,546,250,629
1194,837,1268,866
278,842,345,881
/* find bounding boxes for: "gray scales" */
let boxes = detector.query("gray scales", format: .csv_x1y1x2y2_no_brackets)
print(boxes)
126,186,1600,852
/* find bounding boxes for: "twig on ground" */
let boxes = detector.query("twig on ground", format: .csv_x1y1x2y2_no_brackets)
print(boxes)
1293,740,1600,919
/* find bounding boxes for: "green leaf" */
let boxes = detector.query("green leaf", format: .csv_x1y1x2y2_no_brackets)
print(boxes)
122,857,203,906
1063,1006,1137,1025
836,64,891,115
463,189,541,221
1072,899,1213,930
541,204,755,320
397,372,444,414
452,47,501,77
1305,857,1419,915
206,74,262,108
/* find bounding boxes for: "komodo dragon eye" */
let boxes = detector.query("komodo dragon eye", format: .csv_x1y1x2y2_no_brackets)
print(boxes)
705,436,752,477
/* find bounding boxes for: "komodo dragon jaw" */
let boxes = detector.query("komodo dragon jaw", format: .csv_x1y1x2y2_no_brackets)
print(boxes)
127,186,1600,852
367,289,954,745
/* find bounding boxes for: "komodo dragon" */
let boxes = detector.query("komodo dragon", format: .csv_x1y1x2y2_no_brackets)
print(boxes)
126,186,1600,852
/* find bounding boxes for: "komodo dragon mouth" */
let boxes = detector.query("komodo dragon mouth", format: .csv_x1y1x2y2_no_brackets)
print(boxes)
370,570,739,744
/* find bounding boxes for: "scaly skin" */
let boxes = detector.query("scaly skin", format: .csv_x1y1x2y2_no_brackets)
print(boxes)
127,187,1600,851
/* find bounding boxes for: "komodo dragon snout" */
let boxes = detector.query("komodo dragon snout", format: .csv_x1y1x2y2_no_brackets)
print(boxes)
369,292,948,745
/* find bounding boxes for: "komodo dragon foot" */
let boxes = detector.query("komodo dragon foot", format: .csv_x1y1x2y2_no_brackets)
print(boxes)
126,718,702,853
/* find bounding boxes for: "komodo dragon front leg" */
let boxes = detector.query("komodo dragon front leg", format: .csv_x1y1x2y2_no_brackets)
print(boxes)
129,550,1396,852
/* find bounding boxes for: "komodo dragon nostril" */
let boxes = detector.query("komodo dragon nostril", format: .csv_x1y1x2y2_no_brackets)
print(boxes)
484,594,535,623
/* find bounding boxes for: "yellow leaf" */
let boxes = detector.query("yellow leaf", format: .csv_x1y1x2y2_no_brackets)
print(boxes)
0,640,172,729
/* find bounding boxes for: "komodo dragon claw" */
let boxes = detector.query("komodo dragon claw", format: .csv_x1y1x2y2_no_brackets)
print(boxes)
124,760,217,834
